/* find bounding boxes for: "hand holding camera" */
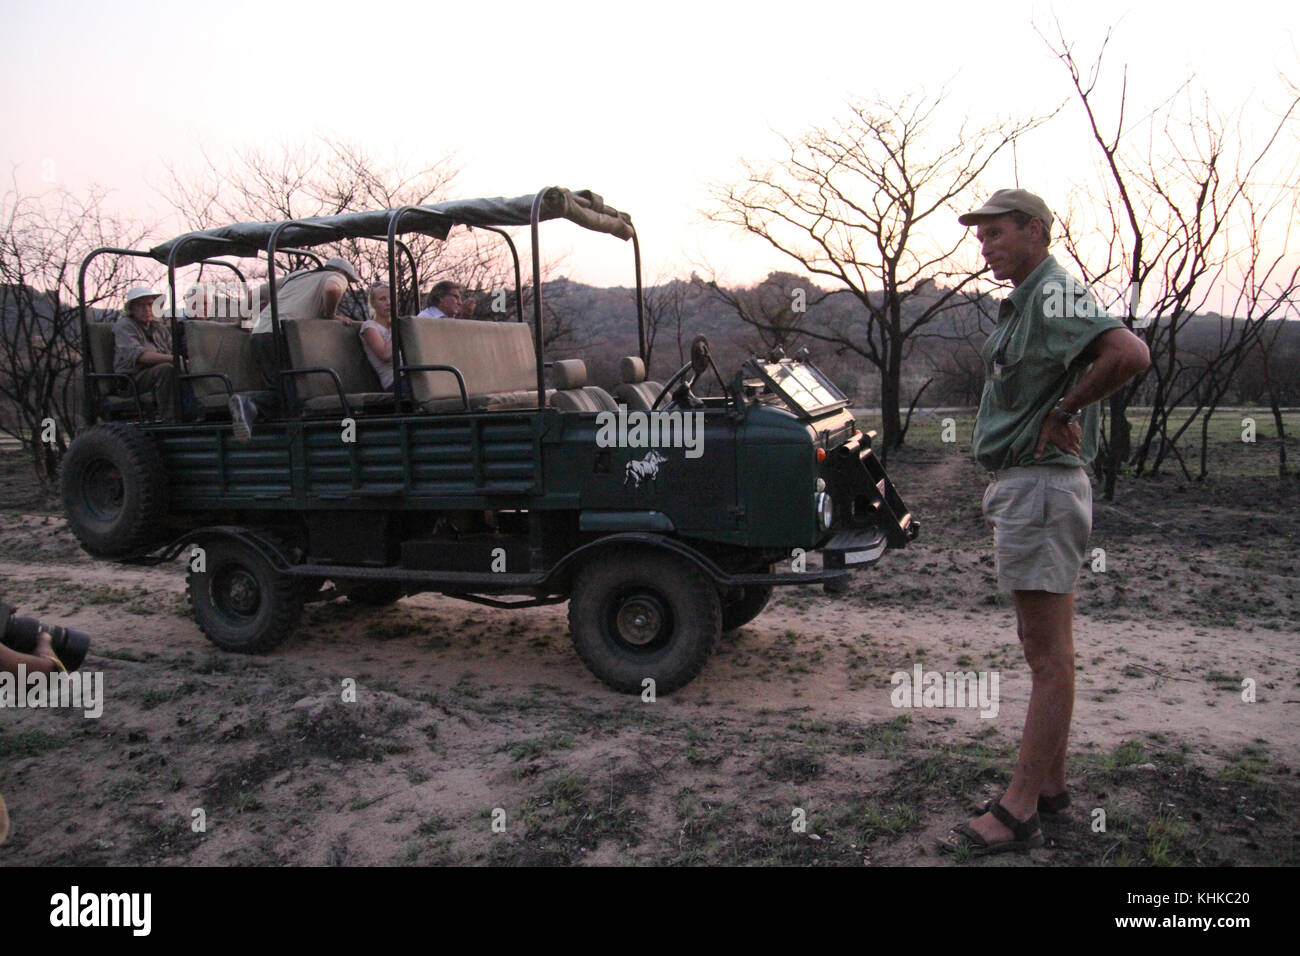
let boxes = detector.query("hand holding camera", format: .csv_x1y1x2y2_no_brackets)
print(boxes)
1,601,91,673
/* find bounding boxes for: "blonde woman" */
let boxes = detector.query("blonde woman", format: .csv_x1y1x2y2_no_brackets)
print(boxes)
360,282,395,389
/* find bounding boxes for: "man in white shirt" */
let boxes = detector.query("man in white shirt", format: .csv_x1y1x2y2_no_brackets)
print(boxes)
416,281,463,319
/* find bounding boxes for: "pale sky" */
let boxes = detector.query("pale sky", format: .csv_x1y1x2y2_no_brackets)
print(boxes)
1,0,1295,289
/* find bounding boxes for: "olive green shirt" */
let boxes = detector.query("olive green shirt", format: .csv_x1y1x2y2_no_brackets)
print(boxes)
971,255,1125,471
113,312,174,375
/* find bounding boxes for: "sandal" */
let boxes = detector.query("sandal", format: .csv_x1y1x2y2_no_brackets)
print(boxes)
981,791,1070,815
944,800,1044,855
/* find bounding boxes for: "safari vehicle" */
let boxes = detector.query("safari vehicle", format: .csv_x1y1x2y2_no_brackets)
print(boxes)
61,186,917,694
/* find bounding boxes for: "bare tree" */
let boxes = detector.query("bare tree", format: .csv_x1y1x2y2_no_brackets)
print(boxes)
696,270,827,359
925,336,986,408
1043,21,1299,495
706,91,1045,454
160,140,581,347
640,272,693,374
0,180,147,484
1212,187,1300,477
159,138,500,309
1254,315,1298,476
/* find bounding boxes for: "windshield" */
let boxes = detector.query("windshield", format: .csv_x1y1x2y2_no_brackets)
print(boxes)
748,359,849,419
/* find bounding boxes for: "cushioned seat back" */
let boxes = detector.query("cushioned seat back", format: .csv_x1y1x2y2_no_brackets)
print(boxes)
396,316,538,407
282,319,382,400
549,359,619,413
85,323,120,395
185,321,261,401
611,355,663,411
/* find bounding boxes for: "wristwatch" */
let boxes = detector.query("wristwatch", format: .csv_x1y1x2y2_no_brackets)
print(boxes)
1052,399,1081,425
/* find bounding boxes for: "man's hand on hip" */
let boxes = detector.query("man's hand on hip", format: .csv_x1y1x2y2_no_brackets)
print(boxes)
1034,413,1082,459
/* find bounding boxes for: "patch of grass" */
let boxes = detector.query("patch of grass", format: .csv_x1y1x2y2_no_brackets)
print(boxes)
416,815,449,837
0,729,66,758
295,781,327,802
505,733,574,762
100,773,150,804
397,842,423,864
1205,670,1244,689
489,767,647,865
139,688,172,710
539,770,586,808
853,800,922,841
1103,739,1147,770
1217,745,1274,784
847,714,912,758
758,748,824,784
453,674,481,699
235,791,263,814
1144,810,1198,866
686,743,724,767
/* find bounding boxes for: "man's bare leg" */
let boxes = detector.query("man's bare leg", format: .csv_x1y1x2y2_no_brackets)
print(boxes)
956,589,1075,844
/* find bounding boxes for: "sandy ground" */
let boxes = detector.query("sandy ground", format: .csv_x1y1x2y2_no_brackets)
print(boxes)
1,443,1296,866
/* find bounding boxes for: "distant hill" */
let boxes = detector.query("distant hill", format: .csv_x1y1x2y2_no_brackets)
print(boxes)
537,275,1300,407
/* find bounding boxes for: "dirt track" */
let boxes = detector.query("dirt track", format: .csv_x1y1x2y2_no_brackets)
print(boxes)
1,444,1297,866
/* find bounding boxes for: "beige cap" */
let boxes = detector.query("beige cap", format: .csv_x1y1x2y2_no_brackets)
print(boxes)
324,257,360,282
958,188,1054,229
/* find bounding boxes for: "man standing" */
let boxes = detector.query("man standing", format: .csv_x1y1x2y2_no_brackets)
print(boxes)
416,281,463,318
945,189,1150,855
232,256,360,440
113,286,180,420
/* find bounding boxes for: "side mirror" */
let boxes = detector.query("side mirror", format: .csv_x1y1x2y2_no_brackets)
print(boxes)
690,334,711,377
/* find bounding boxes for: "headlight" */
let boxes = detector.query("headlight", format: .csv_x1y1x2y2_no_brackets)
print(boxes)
815,491,834,532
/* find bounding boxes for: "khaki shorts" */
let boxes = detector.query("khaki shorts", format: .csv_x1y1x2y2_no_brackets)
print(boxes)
982,465,1092,594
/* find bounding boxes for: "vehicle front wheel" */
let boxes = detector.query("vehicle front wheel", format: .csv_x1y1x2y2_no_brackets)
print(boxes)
568,549,721,695
187,536,302,653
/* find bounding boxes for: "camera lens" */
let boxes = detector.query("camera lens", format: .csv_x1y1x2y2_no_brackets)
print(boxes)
48,625,91,672
1,607,90,672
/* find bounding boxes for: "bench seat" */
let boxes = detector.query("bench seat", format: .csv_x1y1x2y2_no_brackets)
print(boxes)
396,316,545,412
282,319,394,416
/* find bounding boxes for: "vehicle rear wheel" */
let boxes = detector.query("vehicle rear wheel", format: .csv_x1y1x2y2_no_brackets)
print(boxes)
59,423,168,557
721,584,773,632
187,535,302,653
568,549,721,695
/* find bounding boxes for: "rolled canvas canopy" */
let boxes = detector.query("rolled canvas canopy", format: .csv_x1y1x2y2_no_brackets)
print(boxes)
148,187,635,267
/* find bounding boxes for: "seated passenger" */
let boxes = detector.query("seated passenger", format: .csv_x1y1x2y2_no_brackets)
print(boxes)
416,281,462,318
233,256,360,441
458,291,478,320
360,282,395,389
113,286,181,419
